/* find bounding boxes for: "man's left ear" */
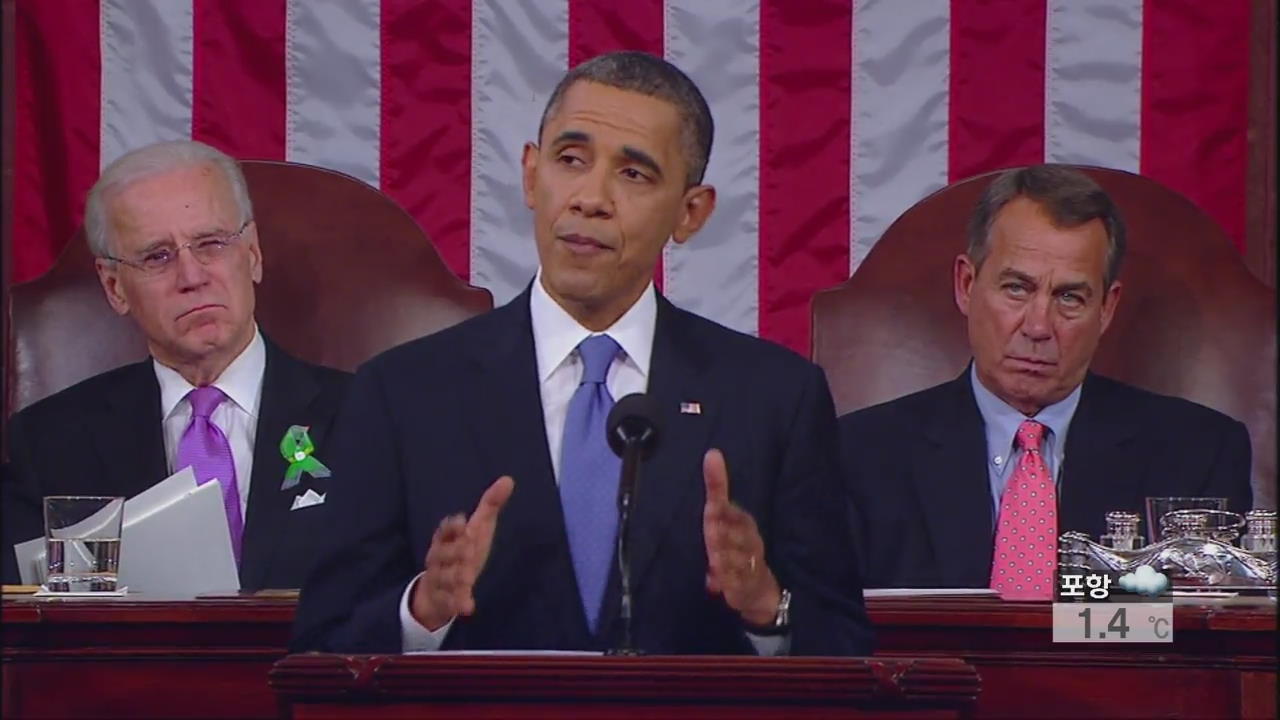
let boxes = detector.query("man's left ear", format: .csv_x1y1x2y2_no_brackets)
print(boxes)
670,184,716,245
1099,281,1123,333
246,222,263,284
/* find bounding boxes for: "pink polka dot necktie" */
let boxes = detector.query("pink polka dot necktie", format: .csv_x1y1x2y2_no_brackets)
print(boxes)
175,386,243,566
990,419,1056,600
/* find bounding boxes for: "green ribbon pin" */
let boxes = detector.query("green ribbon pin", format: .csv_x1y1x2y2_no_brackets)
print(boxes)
280,425,331,490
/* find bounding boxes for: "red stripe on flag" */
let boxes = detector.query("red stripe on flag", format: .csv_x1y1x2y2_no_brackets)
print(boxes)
568,0,663,67
12,0,100,283
381,0,473,281
1140,0,1250,252
949,0,1046,182
568,0,665,288
192,0,287,161
759,0,852,357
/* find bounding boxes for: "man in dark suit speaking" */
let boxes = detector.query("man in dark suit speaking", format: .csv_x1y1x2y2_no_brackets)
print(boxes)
1,141,349,590
839,165,1252,597
292,52,872,656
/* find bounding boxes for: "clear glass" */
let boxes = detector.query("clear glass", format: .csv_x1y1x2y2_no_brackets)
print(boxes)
1143,496,1228,545
1101,511,1143,550
43,496,125,593
1241,510,1277,554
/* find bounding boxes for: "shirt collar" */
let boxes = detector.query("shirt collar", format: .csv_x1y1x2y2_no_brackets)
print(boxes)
155,327,267,421
529,269,656,383
969,363,1081,460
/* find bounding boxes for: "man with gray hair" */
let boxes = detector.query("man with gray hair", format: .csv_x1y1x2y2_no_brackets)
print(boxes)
839,164,1252,597
2,140,350,590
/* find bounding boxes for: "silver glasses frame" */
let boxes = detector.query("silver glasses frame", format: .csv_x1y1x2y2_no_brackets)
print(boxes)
101,219,252,276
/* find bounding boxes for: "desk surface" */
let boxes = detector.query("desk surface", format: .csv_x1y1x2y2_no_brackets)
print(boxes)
3,595,1276,719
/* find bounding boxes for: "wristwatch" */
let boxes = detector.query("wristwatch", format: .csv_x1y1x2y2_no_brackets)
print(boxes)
745,588,791,636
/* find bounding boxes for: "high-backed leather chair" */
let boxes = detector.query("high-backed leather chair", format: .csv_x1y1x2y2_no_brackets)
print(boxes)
6,160,492,417
813,166,1276,510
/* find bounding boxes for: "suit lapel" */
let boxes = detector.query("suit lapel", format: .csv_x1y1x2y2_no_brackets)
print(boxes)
239,340,321,589
466,292,561,531
461,291,585,637
1059,374,1143,537
598,296,714,633
93,361,168,497
911,372,996,586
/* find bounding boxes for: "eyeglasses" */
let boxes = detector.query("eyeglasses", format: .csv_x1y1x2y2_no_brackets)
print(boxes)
102,220,251,276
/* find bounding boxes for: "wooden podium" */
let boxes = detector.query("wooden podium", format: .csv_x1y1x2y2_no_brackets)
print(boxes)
4,594,1275,719
268,653,981,719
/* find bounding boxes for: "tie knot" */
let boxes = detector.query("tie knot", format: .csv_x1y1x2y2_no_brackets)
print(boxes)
1016,419,1045,451
576,334,620,385
187,385,228,419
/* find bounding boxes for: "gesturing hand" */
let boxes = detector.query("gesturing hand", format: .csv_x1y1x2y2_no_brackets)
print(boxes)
702,449,781,627
410,475,515,630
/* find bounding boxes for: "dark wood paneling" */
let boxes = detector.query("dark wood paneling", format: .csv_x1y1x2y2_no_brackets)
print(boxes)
871,597,1277,719
270,654,979,720
1246,0,1277,287
3,596,1274,720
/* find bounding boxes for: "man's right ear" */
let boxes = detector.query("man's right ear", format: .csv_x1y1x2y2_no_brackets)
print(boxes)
95,259,131,316
953,254,976,317
521,142,539,210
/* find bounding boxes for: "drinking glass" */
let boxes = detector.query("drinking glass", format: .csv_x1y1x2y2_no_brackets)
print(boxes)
43,496,124,593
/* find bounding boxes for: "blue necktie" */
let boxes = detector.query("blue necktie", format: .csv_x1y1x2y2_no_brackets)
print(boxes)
558,334,622,633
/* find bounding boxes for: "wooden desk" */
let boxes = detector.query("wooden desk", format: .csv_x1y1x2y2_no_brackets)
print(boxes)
2,595,293,719
3,595,1275,719
871,596,1277,719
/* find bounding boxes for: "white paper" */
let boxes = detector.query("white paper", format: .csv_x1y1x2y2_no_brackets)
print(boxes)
14,467,240,595
863,588,999,598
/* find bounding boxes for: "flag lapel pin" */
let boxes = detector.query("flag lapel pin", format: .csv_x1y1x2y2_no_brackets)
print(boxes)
680,401,702,415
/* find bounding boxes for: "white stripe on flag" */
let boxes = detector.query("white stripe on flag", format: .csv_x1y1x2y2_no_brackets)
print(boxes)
99,0,194,168
285,0,382,188
470,0,569,307
850,0,950,274
663,0,761,337
1045,0,1143,171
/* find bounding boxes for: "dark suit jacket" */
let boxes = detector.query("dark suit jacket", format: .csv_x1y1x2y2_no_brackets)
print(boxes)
839,369,1253,588
1,338,350,590
292,289,872,656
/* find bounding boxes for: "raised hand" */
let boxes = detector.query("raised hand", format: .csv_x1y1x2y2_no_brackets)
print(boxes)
410,475,515,630
702,449,781,627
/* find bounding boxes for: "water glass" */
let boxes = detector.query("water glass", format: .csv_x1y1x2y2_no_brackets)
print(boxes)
43,496,125,593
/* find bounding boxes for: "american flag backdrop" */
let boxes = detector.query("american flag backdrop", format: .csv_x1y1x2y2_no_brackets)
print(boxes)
11,0,1253,356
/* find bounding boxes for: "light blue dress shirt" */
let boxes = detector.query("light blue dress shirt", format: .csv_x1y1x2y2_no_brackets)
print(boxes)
969,365,1082,526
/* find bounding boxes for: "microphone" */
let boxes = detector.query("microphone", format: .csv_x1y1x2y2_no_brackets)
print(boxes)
607,393,661,459
604,393,661,655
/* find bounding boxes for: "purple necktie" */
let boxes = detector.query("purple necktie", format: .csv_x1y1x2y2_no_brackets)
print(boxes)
558,334,622,633
176,385,243,565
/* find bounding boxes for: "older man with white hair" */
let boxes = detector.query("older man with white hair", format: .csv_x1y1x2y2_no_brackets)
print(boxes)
2,140,350,590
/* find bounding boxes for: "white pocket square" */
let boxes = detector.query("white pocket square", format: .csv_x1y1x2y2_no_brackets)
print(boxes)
290,489,326,511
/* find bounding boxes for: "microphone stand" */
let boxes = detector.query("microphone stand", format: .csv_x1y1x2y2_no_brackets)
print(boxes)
606,435,644,656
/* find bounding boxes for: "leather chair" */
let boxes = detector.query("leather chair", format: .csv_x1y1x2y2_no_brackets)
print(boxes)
813,166,1277,510
6,160,492,417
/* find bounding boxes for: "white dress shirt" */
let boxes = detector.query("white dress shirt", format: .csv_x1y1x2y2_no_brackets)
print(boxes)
401,274,786,656
155,328,267,519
